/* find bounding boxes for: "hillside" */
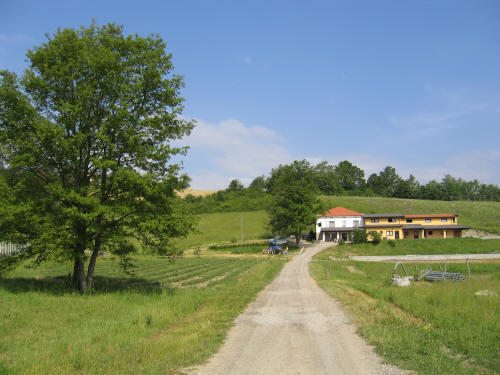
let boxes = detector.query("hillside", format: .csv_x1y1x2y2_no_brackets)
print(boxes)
320,196,500,234
173,210,270,250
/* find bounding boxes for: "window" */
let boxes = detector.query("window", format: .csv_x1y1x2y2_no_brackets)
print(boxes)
441,218,447,222
388,218,396,223
428,231,433,235
404,231,409,236
318,222,322,227
342,220,347,227
329,221,335,228
379,231,383,234
425,218,431,223
386,231,393,236
371,218,379,223
353,220,359,227
406,219,413,223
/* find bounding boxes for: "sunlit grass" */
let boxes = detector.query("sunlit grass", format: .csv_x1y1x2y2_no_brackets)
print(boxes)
310,254,499,375
0,255,286,374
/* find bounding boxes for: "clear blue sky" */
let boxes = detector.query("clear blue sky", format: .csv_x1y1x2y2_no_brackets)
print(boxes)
1,0,499,189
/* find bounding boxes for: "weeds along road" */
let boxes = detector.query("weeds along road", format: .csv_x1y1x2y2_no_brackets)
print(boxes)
190,242,407,375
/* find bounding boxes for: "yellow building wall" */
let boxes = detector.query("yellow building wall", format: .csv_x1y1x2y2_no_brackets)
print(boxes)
424,230,444,239
366,226,402,240
405,217,457,225
365,217,403,226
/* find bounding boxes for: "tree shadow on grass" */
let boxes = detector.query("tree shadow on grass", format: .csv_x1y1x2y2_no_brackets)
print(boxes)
0,275,178,296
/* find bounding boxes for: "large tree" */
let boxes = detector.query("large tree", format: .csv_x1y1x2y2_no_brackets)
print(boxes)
334,160,365,191
0,23,195,293
268,160,320,244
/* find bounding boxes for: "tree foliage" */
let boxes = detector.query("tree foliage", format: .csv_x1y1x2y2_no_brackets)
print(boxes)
227,179,244,192
0,23,196,292
267,160,321,244
352,228,367,244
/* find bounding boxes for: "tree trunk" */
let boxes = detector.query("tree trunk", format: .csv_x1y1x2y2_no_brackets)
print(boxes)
72,259,79,287
86,236,101,293
295,233,300,245
75,258,87,294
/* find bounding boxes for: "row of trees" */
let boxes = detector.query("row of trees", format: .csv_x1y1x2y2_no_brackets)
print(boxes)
246,161,500,202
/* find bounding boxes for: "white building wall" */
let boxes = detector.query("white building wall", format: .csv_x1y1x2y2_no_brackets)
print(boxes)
315,216,364,240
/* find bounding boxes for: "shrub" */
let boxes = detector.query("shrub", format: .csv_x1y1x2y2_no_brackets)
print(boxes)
353,229,367,244
338,239,346,246
368,231,381,245
387,240,396,247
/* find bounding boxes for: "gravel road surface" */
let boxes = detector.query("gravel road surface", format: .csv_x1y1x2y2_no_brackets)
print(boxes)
189,242,407,375
349,254,500,262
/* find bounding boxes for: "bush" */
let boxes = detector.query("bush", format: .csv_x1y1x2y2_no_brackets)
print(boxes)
368,231,381,245
338,239,346,246
353,229,367,244
387,240,396,247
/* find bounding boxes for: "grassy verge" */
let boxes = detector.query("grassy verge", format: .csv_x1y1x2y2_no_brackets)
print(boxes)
316,238,500,260
173,210,270,250
0,255,286,374
320,196,500,234
310,256,499,374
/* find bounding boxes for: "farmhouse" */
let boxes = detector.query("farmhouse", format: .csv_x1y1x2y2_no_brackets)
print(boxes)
317,207,469,242
316,207,363,242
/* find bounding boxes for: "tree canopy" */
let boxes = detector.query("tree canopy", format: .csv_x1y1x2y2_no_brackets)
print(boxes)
267,160,321,244
0,23,196,292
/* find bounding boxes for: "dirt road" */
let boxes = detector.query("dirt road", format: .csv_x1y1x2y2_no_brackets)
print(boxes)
189,242,406,375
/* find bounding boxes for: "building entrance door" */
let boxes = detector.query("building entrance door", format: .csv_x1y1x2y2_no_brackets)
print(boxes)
395,231,399,239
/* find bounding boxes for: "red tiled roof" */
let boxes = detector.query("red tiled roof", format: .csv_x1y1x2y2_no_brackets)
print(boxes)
405,214,457,219
320,207,362,217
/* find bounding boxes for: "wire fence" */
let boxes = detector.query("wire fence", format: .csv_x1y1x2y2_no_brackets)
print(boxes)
0,242,24,257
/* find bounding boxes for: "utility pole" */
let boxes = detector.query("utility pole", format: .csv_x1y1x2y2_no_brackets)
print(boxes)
241,215,244,245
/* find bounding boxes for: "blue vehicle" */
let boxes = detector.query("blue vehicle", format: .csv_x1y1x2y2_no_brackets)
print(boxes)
267,236,288,254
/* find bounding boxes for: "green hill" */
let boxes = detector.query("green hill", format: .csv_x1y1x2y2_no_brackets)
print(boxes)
173,210,271,250
320,196,500,234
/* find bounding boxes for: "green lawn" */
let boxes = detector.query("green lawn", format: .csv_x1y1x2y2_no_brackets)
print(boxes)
0,255,286,374
172,210,271,250
320,196,500,234
316,238,500,260
310,257,499,375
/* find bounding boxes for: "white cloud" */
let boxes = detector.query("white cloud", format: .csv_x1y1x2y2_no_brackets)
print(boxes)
181,115,500,190
389,85,492,139
409,150,500,184
242,56,252,65
183,118,293,189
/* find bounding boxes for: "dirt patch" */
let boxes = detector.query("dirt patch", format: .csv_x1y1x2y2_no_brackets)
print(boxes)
345,265,365,275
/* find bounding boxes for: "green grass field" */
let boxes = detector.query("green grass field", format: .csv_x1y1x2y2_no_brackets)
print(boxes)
315,238,500,260
310,250,500,374
320,196,500,234
173,210,271,250
0,255,286,374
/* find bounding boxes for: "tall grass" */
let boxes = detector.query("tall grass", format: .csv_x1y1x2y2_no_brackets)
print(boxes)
310,257,499,375
0,255,286,374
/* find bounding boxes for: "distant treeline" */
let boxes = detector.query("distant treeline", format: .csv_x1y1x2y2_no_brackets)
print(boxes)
184,160,500,214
